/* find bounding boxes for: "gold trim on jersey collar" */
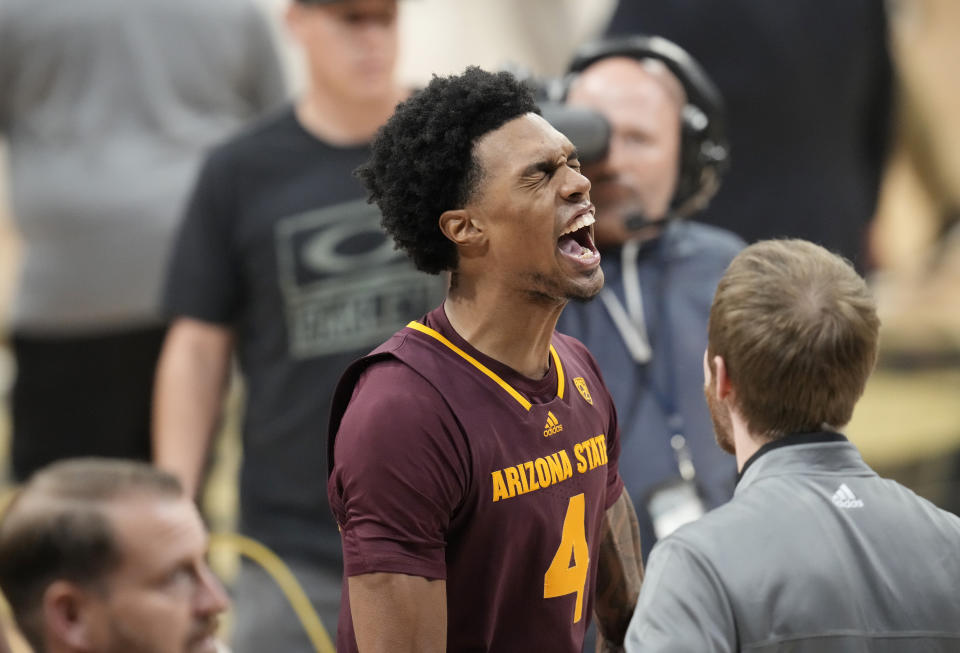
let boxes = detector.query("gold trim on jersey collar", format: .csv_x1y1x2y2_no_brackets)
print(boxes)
405,321,564,411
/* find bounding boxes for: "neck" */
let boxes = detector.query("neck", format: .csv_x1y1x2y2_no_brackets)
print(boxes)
731,410,768,472
444,277,565,380
296,85,405,146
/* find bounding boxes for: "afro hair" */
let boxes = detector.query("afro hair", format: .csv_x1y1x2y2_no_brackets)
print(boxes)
357,67,540,274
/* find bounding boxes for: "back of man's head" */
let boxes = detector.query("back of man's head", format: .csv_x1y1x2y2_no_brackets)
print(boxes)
708,239,880,438
357,66,539,275
0,459,183,651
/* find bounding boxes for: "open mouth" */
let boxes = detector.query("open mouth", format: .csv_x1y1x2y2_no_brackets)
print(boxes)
557,213,599,263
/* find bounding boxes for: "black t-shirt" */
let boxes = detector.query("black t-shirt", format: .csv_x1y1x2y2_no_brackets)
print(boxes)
164,106,446,565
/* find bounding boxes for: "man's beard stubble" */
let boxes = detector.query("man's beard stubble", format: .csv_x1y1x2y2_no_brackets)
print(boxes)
524,268,604,305
705,379,735,455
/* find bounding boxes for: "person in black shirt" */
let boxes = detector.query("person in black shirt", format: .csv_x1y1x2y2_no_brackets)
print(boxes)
154,1,443,650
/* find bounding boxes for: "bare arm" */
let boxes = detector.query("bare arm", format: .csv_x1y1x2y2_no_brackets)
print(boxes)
153,317,234,498
594,488,644,652
348,573,446,653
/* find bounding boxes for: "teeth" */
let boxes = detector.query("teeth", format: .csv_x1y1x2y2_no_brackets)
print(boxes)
559,213,596,237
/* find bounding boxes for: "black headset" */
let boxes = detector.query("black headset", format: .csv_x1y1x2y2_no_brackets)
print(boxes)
566,35,730,217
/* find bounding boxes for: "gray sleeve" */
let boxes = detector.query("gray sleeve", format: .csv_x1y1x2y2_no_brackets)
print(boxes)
625,537,736,653
240,0,288,114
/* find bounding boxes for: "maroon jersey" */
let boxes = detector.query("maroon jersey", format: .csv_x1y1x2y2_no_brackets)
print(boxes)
328,305,624,652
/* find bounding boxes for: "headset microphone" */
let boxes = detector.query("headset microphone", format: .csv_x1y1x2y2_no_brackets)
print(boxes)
624,211,656,232
624,210,674,234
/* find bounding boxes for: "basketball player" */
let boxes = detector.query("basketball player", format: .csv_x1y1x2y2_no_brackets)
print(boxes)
327,67,643,652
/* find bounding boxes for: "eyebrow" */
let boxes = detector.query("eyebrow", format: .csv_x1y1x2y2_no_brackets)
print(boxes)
520,148,580,178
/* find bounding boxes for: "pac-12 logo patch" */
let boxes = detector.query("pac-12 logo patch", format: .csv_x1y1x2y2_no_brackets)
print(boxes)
574,377,593,405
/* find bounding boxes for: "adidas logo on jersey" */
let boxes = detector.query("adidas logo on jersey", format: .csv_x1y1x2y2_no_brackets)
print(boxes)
543,411,563,437
832,483,864,509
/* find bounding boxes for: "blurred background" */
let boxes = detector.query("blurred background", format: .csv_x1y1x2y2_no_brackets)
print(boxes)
1,0,959,649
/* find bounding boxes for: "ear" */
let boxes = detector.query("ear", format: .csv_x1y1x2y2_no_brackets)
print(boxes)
42,581,99,652
439,209,487,255
712,354,733,401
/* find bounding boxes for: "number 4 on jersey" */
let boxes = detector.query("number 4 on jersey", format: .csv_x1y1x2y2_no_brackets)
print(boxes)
544,493,589,622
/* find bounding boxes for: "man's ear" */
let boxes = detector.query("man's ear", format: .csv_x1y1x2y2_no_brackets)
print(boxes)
42,581,99,651
439,209,487,258
712,355,733,401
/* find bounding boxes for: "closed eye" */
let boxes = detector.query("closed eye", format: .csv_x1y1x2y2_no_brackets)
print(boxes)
522,161,557,178
519,164,556,189
520,149,580,186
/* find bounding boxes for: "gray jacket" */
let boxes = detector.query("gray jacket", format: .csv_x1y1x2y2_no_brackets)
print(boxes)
625,435,960,652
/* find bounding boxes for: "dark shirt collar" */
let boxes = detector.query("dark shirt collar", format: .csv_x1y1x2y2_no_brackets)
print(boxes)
736,430,848,485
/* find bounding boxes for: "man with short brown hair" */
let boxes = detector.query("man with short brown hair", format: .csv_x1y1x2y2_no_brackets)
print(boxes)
706,239,880,447
0,458,229,653
626,239,960,652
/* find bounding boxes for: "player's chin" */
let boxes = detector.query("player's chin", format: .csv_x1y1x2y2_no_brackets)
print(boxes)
565,267,604,303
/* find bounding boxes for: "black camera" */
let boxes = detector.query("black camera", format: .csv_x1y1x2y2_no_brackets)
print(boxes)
539,101,611,166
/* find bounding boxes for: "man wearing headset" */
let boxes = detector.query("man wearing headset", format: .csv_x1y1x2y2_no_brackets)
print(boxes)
557,36,744,566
